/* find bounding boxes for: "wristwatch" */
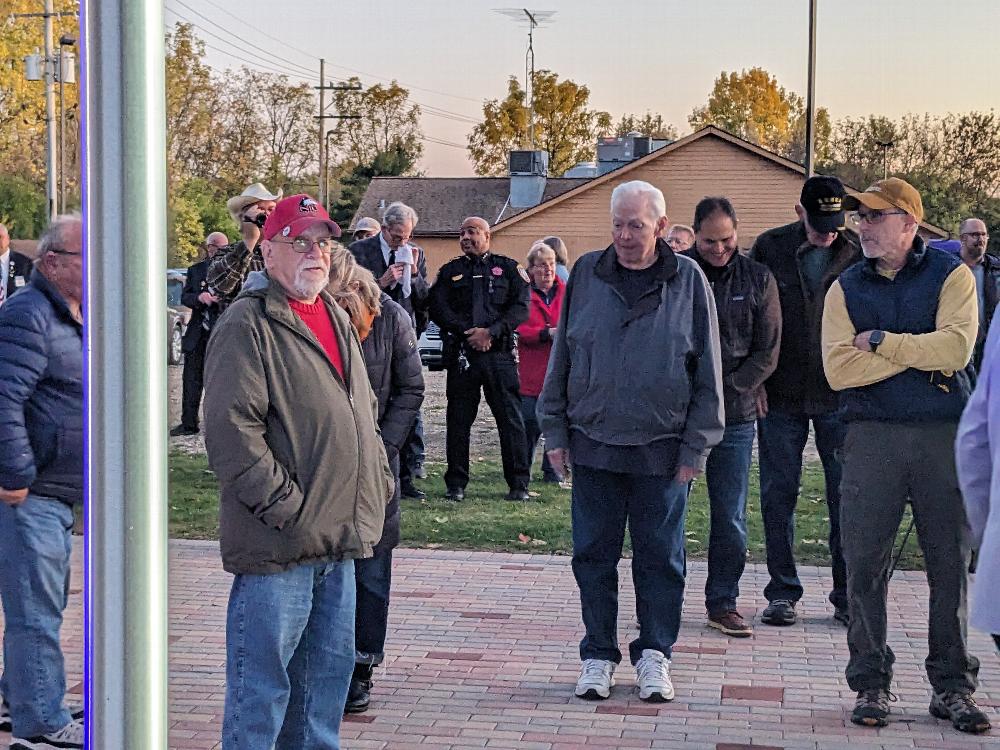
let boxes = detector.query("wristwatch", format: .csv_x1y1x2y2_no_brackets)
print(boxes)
868,330,885,353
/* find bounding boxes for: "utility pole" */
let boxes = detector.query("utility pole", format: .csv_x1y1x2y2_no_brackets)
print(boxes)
58,35,77,214
804,0,817,177
44,0,57,220
318,59,325,206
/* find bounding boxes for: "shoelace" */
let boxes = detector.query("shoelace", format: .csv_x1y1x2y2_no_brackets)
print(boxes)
636,654,669,683
47,719,85,742
581,659,610,680
857,689,897,710
940,691,982,714
771,599,794,609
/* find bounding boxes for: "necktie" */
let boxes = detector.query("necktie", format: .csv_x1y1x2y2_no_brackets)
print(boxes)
387,248,396,267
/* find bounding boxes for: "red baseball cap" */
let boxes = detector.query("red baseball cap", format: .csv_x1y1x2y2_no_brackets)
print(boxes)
263,194,342,241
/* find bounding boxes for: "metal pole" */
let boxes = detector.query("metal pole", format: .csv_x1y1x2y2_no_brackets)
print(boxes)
804,0,817,177
318,58,325,206
82,0,169,747
325,130,335,214
44,0,57,220
59,48,65,214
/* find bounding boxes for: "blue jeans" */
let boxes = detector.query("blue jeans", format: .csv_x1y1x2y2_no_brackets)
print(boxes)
223,560,356,750
355,550,392,666
571,464,688,665
521,396,560,481
0,494,74,738
758,408,847,609
704,421,755,615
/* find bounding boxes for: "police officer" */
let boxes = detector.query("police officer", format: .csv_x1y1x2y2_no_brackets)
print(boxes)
429,216,532,502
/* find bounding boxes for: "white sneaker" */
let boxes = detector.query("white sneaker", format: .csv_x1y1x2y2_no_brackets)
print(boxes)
10,718,84,750
635,648,674,702
575,658,615,699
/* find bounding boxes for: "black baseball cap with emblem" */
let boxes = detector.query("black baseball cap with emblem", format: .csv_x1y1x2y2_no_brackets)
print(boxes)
800,175,846,234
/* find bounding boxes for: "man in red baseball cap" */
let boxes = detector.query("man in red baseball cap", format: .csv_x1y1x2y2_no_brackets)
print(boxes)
204,194,393,749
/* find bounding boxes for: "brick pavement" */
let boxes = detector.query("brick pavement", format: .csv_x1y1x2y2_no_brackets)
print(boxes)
2,539,999,749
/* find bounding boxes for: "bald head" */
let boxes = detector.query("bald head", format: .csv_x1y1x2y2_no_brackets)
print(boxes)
959,217,989,264
204,231,229,258
459,216,491,257
0,223,9,253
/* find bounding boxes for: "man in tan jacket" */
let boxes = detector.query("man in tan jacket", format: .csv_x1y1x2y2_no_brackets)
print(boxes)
205,194,393,750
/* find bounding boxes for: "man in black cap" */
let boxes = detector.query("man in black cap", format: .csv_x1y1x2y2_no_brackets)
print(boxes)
749,176,861,628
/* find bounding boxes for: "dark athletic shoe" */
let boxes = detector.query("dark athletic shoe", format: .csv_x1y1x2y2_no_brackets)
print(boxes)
929,690,991,734
851,688,894,728
760,599,796,626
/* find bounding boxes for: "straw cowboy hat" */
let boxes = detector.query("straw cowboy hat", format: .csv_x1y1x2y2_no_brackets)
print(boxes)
226,183,283,223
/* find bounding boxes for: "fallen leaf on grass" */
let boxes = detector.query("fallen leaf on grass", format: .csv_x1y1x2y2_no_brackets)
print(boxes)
517,533,548,546
518,533,531,543
434,516,449,524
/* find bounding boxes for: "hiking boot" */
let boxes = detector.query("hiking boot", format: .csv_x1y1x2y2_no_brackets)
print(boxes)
345,665,373,714
574,659,615,700
10,718,84,749
400,482,426,500
833,606,850,627
2,703,83,735
169,424,199,437
707,610,753,637
635,649,674,702
929,690,992,734
444,487,464,502
851,688,894,727
505,489,531,502
761,599,797,626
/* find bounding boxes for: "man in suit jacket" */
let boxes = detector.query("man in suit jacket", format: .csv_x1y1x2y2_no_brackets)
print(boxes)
170,232,229,436
350,202,431,498
0,223,33,308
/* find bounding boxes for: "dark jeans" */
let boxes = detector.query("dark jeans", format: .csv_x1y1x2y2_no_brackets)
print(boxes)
758,408,847,609
571,464,688,665
398,411,425,486
520,395,560,481
445,352,529,492
704,421,755,615
180,338,207,430
840,421,979,693
354,550,392,667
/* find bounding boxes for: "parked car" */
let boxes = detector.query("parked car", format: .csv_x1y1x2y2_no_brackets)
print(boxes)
418,320,444,371
167,269,190,366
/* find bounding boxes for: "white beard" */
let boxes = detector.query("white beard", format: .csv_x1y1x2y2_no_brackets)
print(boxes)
294,266,328,299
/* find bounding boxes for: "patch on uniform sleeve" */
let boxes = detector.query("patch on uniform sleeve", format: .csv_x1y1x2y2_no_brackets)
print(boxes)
516,264,530,282
451,274,464,282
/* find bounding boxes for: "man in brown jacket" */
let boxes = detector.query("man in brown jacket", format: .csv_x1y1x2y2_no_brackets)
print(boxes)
204,194,393,750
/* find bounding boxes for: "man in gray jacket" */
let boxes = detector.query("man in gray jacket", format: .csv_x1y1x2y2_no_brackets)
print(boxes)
205,194,393,750
539,180,724,704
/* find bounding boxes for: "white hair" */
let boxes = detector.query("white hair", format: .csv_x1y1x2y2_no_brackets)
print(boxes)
35,213,83,267
382,201,418,229
610,180,667,220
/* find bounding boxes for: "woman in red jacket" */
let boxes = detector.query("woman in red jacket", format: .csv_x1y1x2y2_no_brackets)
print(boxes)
517,242,566,483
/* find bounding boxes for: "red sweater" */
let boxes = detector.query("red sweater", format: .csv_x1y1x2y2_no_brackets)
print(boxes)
516,278,565,397
288,297,345,379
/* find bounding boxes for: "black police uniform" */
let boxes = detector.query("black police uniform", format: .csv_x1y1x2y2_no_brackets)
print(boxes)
429,251,531,494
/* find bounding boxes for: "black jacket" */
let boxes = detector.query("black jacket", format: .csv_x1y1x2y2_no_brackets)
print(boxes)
4,250,33,303
180,258,219,352
361,295,425,553
750,221,862,415
349,234,430,332
685,248,782,424
428,251,530,360
0,271,83,502
974,252,1000,371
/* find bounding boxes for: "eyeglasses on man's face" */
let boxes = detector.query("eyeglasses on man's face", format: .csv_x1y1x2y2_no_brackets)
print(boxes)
850,209,907,225
272,236,337,254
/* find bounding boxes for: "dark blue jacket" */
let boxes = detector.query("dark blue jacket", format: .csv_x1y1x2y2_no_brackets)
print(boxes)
0,271,83,502
839,239,972,423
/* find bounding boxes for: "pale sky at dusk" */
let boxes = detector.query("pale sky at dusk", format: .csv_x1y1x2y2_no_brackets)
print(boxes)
166,0,1000,176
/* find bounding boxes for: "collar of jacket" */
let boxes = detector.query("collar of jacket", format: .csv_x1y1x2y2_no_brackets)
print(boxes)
30,269,81,330
979,251,1000,274
859,234,927,278
594,237,678,283
462,251,493,267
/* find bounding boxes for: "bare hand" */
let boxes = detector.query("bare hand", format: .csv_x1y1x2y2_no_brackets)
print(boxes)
197,291,218,306
378,264,406,288
465,327,493,351
410,246,422,275
755,389,769,419
546,448,571,478
240,219,262,247
674,465,701,484
853,331,875,352
0,487,29,506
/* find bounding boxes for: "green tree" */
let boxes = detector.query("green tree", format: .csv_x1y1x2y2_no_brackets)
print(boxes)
329,77,423,167
329,146,418,228
689,67,830,162
0,174,49,239
167,193,206,268
165,23,219,187
613,112,678,141
468,70,611,176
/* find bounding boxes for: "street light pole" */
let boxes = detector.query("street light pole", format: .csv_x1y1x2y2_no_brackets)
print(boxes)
324,129,336,214
804,0,817,177
58,35,76,214
44,0,57,220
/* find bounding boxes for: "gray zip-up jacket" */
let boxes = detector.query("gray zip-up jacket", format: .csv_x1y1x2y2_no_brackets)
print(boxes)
538,241,725,471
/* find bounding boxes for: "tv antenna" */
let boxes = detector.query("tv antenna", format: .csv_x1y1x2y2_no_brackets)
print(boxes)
495,8,555,149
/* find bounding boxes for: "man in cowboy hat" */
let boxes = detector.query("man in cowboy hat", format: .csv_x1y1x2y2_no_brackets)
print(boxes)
207,182,286,309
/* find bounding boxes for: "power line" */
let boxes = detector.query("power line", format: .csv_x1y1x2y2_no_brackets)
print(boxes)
423,136,468,150
169,0,316,78
196,0,319,70
164,6,316,82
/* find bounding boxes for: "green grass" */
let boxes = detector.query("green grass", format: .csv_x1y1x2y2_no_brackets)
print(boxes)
168,451,924,569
